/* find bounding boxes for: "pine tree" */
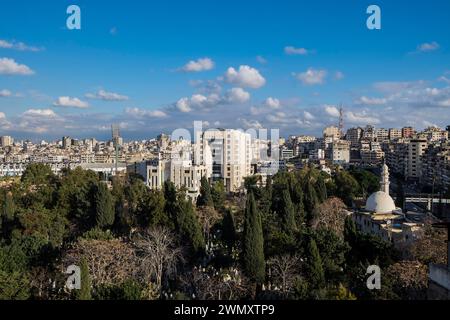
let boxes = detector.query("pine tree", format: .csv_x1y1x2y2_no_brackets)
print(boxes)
94,183,115,229
306,238,325,289
197,176,214,207
242,192,265,284
77,258,92,300
280,190,297,234
222,209,236,252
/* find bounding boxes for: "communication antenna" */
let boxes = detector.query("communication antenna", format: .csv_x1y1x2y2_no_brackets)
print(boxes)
111,124,120,176
338,104,345,138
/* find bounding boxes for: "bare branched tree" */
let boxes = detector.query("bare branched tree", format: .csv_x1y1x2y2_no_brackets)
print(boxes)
267,254,301,294
64,239,138,287
311,197,349,238
133,227,183,296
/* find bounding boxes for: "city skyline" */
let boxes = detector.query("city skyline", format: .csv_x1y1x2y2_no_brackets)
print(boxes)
1,0,450,141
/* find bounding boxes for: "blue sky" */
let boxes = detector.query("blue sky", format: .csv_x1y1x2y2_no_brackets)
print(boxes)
1,0,450,140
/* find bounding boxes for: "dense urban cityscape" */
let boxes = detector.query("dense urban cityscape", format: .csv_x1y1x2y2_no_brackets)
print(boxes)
1,118,450,300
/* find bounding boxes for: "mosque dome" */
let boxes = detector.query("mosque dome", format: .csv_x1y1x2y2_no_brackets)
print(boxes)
365,191,397,214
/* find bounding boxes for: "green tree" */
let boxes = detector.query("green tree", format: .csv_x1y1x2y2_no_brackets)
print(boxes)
304,180,319,224
21,163,55,186
305,238,325,289
222,209,236,251
242,192,265,284
280,190,297,234
94,183,115,229
211,180,226,210
177,196,205,256
77,258,92,300
197,176,214,207
316,174,328,203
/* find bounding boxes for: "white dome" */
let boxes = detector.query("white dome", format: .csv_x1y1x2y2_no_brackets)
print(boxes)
365,191,396,214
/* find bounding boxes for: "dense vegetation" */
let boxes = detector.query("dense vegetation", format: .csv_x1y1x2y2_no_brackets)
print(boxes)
0,164,440,300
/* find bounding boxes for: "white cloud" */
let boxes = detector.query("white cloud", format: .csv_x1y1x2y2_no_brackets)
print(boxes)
439,76,450,84
53,97,89,109
346,111,380,125
0,89,12,97
181,57,215,72
0,39,43,52
356,96,387,105
0,112,5,119
225,88,250,104
23,109,57,118
125,107,167,118
294,68,327,85
284,46,311,55
417,41,440,53
264,97,281,109
0,58,34,75
324,105,340,117
224,65,266,89
86,90,129,101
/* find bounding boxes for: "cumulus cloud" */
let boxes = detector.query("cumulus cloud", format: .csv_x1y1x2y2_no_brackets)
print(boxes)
86,90,129,101
346,111,380,125
53,97,89,109
224,65,266,89
0,112,5,119
125,107,168,118
0,58,34,75
225,88,251,104
0,39,44,52
324,105,340,117
264,97,281,109
181,57,215,72
284,46,311,55
294,68,327,85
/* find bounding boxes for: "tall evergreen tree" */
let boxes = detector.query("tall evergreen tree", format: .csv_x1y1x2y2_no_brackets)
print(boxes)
222,209,236,252
77,258,92,300
211,180,226,210
395,181,405,212
94,183,115,229
316,175,328,203
242,192,265,284
280,190,297,234
2,191,15,221
197,176,214,207
177,196,205,256
306,238,325,289
304,180,319,224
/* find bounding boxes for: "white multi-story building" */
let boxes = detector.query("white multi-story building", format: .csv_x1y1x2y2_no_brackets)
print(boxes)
406,139,428,180
331,140,350,164
195,129,252,192
0,136,13,147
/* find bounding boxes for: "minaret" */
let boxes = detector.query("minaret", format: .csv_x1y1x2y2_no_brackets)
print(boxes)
380,161,390,194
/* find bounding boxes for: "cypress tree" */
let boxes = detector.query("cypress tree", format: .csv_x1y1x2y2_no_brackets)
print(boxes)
242,192,265,284
77,258,92,300
94,183,115,229
177,196,205,256
280,190,297,234
304,180,319,224
316,175,328,203
306,238,325,289
2,191,15,221
197,176,214,207
222,209,236,251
